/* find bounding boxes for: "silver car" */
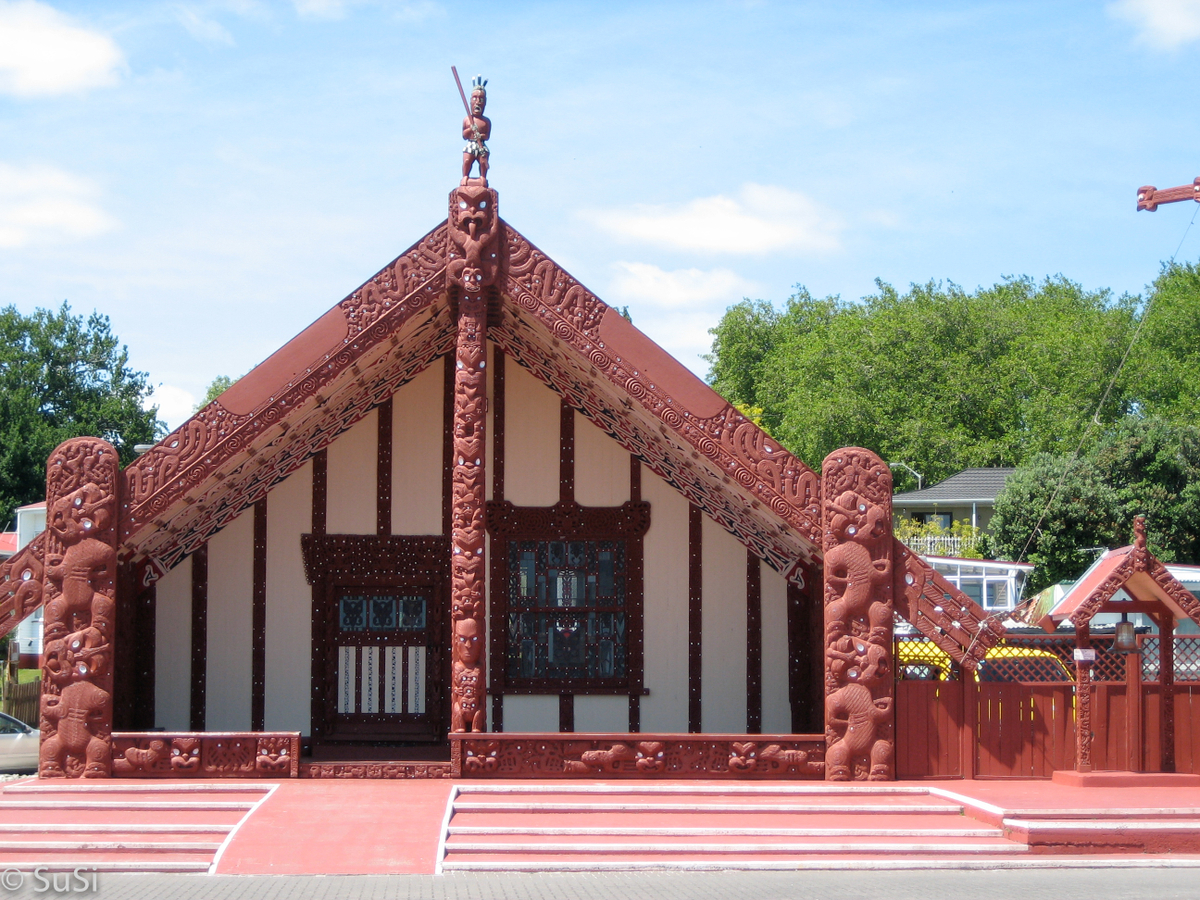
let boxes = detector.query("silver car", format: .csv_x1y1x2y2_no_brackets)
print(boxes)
0,711,38,772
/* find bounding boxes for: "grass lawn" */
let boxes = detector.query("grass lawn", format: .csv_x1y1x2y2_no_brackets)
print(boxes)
16,669,39,684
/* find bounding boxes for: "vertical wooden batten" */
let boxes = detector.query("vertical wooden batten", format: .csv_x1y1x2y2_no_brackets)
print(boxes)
376,397,393,536
190,543,209,732
746,550,762,735
308,449,327,740
688,503,703,734
251,498,267,731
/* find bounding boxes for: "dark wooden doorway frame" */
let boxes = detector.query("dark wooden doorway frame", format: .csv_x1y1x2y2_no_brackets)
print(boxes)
301,534,450,750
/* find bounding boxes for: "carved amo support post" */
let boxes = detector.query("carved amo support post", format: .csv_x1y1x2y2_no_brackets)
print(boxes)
448,180,500,733
39,438,120,778
821,448,894,781
1074,622,1093,773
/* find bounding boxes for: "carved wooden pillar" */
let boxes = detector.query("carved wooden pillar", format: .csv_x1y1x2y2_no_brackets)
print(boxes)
1074,622,1093,773
821,448,894,781
39,438,120,778
447,181,500,733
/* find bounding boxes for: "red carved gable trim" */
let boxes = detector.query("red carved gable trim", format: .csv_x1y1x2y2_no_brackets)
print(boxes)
0,532,45,641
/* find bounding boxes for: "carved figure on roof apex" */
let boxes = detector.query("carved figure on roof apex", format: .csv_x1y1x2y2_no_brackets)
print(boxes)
459,74,491,185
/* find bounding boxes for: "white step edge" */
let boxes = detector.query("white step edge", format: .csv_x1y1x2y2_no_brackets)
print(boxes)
439,856,1200,872
0,801,254,811
1003,808,1200,819
0,824,232,834
208,781,279,875
5,782,275,794
452,801,963,814
0,861,211,872
1006,818,1200,832
0,840,221,851
443,841,1029,854
454,783,933,796
447,826,1003,838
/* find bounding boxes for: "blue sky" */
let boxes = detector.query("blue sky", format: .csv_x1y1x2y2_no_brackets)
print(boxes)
2,0,1200,430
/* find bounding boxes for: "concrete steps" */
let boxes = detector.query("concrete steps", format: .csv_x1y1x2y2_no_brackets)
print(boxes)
438,783,1028,871
0,779,275,873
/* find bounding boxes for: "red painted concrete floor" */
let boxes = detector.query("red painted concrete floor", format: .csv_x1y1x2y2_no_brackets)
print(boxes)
215,779,454,875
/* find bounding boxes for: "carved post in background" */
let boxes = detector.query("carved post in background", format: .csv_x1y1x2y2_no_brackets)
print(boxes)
1074,622,1093,773
39,438,120,778
821,448,894,781
448,180,500,733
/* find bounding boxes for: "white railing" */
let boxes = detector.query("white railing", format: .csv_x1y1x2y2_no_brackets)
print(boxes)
901,535,978,558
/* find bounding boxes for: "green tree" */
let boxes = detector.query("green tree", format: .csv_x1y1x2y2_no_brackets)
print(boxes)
707,276,1137,489
195,375,235,411
988,418,1200,594
0,303,162,524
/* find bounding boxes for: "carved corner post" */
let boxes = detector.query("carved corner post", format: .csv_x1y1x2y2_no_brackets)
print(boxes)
39,438,120,778
1074,622,1093,773
448,181,501,734
821,448,894,781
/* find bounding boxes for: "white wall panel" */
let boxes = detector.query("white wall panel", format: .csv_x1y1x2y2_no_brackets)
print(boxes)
503,362,559,506
574,695,629,733
205,510,254,731
761,562,791,733
264,460,312,733
574,411,629,507
701,516,747,734
326,409,377,534
391,364,444,535
501,695,558,733
154,555,191,731
639,467,689,733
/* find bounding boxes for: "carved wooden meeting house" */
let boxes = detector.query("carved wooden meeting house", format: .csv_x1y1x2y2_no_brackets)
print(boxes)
8,83,1165,783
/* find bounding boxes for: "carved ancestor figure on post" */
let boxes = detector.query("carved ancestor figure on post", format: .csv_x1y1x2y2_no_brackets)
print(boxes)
39,438,119,778
457,74,491,185
448,183,500,293
821,448,895,781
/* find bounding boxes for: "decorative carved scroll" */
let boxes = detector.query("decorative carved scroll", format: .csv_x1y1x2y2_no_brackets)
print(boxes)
122,223,449,549
300,762,452,779
448,184,501,293
893,541,1005,668
821,448,894,781
489,311,815,579
499,224,821,561
450,276,489,733
39,438,120,779
0,532,46,641
111,732,301,778
450,733,824,779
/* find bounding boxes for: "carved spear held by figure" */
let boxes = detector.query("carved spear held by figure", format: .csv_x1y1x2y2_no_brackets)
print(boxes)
452,66,479,141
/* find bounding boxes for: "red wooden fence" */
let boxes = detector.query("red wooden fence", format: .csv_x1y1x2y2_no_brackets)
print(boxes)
896,634,1200,779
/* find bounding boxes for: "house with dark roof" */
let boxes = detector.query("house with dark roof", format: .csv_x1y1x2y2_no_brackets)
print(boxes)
892,467,1016,533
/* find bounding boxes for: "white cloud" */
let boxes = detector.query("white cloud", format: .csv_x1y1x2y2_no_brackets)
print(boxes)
292,0,347,19
148,384,197,431
176,6,235,46
605,263,758,377
585,184,842,256
0,1,124,96
0,162,117,247
1109,0,1200,49
609,262,756,310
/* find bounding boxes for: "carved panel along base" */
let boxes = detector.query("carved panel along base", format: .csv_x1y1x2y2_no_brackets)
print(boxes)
111,732,301,778
450,733,825,778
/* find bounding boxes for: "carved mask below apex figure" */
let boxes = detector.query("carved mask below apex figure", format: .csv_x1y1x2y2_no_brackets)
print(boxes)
448,184,500,293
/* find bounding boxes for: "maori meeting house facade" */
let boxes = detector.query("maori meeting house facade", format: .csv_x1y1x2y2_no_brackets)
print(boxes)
5,102,1200,783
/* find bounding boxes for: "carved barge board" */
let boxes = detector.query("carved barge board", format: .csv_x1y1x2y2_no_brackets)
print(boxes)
451,733,825,779
112,732,300,778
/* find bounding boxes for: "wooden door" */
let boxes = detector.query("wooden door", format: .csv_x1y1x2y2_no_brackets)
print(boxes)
322,585,445,742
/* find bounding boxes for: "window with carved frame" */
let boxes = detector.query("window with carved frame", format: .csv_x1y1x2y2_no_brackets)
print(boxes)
486,499,649,694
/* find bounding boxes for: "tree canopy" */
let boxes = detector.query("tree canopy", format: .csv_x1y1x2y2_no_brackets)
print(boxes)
707,276,1138,491
987,418,1200,594
0,303,162,525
